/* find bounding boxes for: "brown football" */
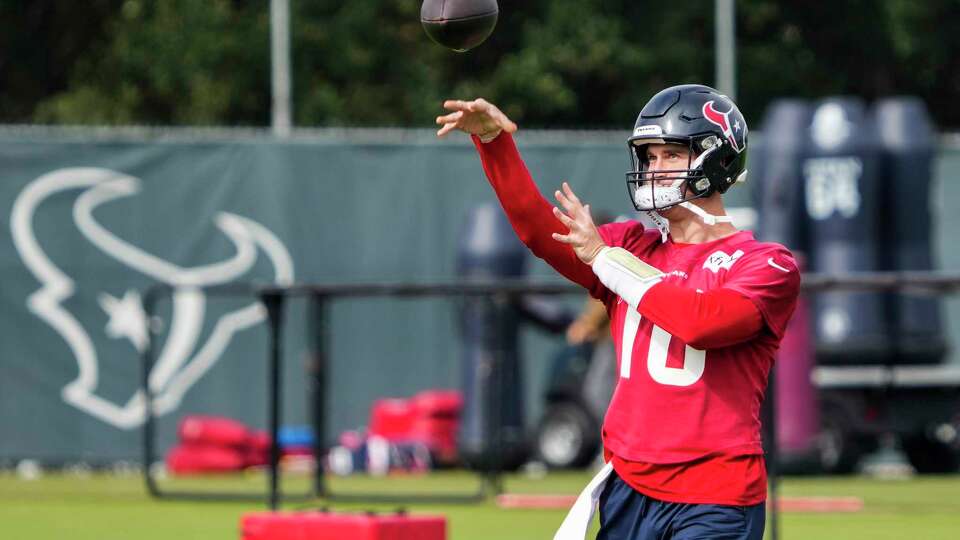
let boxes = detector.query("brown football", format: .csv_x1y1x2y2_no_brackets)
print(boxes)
421,0,498,52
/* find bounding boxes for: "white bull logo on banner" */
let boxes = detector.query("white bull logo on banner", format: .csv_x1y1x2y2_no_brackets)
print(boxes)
11,168,294,429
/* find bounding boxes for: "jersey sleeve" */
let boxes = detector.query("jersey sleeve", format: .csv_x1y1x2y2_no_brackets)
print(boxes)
721,245,801,340
472,133,610,301
638,284,763,349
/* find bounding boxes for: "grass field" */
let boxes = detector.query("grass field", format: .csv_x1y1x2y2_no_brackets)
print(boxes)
1,470,958,539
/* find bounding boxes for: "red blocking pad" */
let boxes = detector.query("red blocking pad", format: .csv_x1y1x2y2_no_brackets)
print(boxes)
241,511,447,540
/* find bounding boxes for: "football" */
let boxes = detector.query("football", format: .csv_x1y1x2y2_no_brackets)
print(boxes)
421,0,498,53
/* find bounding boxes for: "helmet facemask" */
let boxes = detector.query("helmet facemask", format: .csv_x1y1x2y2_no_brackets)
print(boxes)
625,137,733,242
626,138,719,213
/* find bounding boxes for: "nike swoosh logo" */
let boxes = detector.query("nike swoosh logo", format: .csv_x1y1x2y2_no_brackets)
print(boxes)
768,258,791,273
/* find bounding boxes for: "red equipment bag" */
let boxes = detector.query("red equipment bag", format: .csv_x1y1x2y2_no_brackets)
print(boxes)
244,430,272,467
367,390,463,465
411,390,462,464
178,415,251,447
411,390,462,417
368,398,416,440
240,511,446,540
166,443,245,474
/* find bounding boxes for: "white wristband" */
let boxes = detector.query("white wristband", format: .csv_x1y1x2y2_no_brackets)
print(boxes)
591,247,663,307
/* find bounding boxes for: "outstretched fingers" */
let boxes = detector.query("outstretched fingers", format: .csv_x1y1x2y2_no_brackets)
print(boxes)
442,99,470,111
436,110,463,125
552,206,575,228
554,183,586,218
437,98,518,138
561,182,582,205
551,231,573,244
465,99,489,114
467,98,517,133
554,189,575,215
436,123,457,138
435,109,464,137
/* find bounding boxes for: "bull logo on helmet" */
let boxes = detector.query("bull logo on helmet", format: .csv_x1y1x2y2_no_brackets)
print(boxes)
702,100,744,153
11,168,294,429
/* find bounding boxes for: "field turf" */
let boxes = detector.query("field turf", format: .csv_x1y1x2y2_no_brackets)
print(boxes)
1,470,958,539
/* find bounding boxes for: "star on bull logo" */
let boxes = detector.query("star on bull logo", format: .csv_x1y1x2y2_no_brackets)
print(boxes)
11,168,294,429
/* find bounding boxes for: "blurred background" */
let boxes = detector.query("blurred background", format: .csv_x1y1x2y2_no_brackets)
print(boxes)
1,1,960,539
3,1,959,128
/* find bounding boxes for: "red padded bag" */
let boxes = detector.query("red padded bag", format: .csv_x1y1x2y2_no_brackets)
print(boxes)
368,398,415,440
166,443,245,474
178,415,250,447
240,511,446,540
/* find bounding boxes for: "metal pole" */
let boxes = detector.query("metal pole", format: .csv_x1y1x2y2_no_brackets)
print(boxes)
263,292,285,510
765,367,780,540
270,0,292,136
309,294,329,498
715,0,737,100
140,284,314,504
142,287,160,498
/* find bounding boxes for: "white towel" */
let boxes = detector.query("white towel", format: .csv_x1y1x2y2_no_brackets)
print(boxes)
553,462,614,540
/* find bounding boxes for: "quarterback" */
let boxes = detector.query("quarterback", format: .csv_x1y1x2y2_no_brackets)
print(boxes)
436,84,800,540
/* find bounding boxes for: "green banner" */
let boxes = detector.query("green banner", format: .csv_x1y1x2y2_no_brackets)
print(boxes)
1,127,957,463
0,129,630,463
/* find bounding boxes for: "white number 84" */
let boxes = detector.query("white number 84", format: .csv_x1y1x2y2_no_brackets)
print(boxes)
620,309,706,386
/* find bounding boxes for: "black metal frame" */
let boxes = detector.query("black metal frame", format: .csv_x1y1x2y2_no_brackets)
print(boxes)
141,280,582,508
140,273,960,518
141,283,316,505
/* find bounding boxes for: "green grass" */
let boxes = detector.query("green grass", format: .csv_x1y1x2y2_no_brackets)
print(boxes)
1,470,958,539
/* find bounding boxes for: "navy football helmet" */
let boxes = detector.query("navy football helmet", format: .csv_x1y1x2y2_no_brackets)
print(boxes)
626,84,748,213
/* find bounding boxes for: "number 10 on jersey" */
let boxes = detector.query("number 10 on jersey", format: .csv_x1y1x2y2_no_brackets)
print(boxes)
620,309,706,386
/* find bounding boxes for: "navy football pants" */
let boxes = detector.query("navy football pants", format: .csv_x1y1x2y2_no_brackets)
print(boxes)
597,471,765,540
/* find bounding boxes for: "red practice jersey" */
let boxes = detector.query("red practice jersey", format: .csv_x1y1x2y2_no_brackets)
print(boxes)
474,133,801,505
598,221,798,464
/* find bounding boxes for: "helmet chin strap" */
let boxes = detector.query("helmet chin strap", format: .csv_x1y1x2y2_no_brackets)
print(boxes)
679,201,734,226
645,210,671,243
646,203,733,243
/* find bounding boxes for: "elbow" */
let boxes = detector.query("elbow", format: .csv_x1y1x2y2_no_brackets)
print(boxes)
684,325,757,350
516,225,551,256
516,228,537,249
658,321,707,349
685,335,713,351
682,330,713,351
677,325,729,350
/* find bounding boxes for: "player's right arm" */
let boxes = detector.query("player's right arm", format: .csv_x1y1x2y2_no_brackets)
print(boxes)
436,99,605,296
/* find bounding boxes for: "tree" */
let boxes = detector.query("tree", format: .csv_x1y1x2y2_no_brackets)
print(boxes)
0,1,124,121
6,1,960,128
30,0,270,125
